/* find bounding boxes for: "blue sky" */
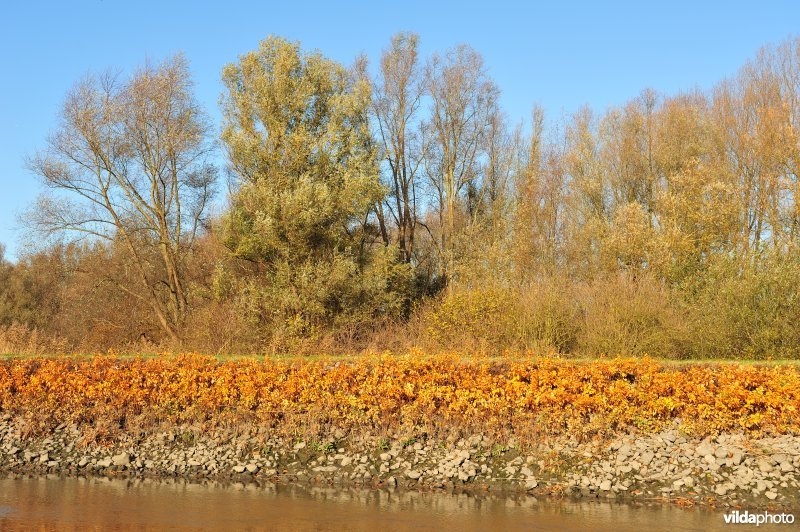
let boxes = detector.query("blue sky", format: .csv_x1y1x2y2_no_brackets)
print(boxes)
1,0,798,260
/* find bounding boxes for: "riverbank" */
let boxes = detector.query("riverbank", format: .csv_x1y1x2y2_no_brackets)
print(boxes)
0,355,798,512
0,415,798,511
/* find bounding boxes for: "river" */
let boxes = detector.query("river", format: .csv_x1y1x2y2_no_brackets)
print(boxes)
0,476,766,530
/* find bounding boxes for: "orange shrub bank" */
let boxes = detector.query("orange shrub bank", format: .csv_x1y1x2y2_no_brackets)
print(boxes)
0,355,798,443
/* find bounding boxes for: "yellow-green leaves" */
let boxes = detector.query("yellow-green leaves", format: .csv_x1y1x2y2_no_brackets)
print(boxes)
220,36,410,342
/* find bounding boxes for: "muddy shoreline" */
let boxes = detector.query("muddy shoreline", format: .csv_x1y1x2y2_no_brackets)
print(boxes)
1,415,797,512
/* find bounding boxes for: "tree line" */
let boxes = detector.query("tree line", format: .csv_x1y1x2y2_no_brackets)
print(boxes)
2,34,800,358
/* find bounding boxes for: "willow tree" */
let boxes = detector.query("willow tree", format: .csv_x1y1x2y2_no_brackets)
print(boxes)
27,56,216,342
221,36,410,337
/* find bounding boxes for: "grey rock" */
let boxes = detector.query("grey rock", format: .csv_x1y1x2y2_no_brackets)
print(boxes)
696,442,714,457
771,454,788,465
757,459,773,473
112,453,131,467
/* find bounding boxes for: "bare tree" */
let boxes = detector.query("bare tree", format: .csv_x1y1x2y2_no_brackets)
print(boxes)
423,44,499,286
27,55,216,342
479,107,516,226
373,32,425,264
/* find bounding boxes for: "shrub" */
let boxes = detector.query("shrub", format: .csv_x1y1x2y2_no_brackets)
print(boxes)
689,255,800,359
576,273,692,358
422,280,580,354
1,355,797,440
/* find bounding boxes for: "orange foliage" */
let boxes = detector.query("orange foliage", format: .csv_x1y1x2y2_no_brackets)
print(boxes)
0,355,797,440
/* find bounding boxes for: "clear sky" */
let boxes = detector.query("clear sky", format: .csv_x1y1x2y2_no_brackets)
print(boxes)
1,0,798,260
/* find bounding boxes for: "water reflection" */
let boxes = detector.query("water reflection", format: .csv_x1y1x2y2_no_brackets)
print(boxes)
0,476,739,531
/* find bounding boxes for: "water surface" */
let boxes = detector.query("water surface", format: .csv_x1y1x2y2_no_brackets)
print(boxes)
0,476,761,530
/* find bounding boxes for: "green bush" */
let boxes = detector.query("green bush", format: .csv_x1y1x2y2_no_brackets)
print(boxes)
689,255,800,359
576,273,691,358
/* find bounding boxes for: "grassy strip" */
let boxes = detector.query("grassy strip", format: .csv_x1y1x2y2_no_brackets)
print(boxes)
2,351,800,366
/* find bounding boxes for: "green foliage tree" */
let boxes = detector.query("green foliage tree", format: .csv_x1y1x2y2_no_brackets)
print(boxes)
220,36,411,340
